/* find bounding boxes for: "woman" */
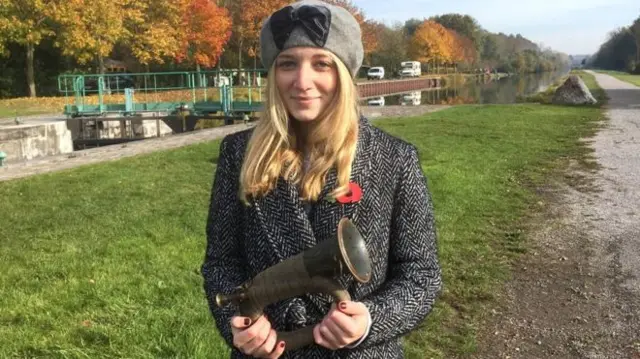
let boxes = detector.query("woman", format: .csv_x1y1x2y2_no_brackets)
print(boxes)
201,1,442,358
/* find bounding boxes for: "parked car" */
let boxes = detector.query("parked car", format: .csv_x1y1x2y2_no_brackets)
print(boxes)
367,67,385,80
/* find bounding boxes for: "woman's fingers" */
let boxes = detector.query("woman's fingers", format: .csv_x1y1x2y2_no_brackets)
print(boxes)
251,329,278,357
240,318,271,354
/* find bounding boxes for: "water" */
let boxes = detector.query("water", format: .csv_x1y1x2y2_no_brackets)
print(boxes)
361,68,571,107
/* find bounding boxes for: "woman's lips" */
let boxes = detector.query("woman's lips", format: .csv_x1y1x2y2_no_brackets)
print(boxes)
292,96,318,106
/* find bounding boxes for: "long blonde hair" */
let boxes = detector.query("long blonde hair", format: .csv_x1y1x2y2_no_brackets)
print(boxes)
239,52,360,204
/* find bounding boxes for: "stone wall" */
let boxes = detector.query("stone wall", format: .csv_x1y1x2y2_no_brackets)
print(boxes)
0,120,73,162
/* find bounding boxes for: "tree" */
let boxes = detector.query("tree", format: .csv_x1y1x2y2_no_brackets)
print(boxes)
175,0,232,69
590,27,636,71
369,23,408,75
124,0,187,67
481,33,499,67
449,30,477,68
51,0,129,74
409,20,454,72
360,20,384,64
0,0,55,97
403,18,423,39
238,0,290,69
430,13,483,54
628,16,640,70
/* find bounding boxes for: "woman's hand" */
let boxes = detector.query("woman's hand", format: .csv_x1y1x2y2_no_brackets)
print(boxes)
313,301,370,350
231,315,286,358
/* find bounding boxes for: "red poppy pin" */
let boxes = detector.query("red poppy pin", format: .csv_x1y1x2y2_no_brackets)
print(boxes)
332,181,362,204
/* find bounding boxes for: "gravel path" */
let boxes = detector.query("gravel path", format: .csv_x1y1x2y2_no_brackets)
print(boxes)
584,70,640,296
474,71,640,358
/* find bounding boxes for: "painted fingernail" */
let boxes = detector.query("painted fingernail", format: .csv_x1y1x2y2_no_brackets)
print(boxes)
339,301,347,310
244,318,251,326
279,341,285,348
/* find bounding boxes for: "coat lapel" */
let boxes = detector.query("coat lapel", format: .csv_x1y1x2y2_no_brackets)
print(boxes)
251,176,316,264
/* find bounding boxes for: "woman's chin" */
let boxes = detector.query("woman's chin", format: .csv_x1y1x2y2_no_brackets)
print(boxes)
289,108,321,122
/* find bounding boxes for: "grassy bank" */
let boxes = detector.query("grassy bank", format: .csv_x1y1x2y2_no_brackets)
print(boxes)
595,69,640,87
0,86,605,357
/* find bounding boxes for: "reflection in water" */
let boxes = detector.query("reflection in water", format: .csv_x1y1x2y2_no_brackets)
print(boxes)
362,68,570,106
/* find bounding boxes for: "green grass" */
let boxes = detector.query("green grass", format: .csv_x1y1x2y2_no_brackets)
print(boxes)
0,85,605,357
394,103,604,358
595,69,640,87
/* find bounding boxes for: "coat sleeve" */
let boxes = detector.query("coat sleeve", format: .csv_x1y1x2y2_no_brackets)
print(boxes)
357,144,442,348
201,135,247,348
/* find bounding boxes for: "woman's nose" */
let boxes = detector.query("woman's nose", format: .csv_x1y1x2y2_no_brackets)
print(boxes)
293,63,314,90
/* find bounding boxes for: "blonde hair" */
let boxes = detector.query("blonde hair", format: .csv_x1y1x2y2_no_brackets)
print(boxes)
239,52,360,204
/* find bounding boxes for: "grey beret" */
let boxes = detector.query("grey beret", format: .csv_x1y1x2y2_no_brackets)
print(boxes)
259,0,364,77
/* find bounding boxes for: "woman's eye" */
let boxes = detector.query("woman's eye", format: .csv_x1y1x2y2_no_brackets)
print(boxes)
315,61,332,69
277,61,296,69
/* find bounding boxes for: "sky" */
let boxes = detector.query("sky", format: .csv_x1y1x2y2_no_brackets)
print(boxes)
351,0,640,55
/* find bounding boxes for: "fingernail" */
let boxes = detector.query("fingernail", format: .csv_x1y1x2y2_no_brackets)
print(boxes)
244,318,251,326
279,341,285,348
339,301,347,310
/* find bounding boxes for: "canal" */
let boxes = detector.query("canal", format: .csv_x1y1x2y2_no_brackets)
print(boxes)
361,68,571,106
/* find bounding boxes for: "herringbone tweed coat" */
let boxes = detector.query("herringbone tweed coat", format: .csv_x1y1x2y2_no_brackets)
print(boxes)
202,116,442,359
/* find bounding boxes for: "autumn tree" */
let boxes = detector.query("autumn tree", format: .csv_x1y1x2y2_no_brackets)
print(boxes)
0,0,55,97
238,0,289,69
124,0,188,67
51,0,129,74
175,0,232,70
449,30,477,68
409,20,454,72
430,13,484,54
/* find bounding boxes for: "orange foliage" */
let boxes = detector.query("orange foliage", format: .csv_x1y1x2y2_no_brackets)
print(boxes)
449,30,477,65
238,0,290,59
409,20,454,65
175,0,232,68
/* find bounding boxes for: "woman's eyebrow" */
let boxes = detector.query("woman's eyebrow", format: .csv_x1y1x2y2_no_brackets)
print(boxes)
277,54,297,60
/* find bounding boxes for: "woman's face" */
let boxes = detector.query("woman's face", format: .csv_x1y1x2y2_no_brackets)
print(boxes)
274,47,338,122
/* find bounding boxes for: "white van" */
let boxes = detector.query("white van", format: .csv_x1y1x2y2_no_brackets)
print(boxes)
367,67,385,80
399,61,421,77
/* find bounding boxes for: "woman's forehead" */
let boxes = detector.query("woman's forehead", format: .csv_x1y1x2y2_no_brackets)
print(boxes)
277,47,333,59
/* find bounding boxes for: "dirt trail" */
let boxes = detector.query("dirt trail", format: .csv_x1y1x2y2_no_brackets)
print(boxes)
474,72,640,358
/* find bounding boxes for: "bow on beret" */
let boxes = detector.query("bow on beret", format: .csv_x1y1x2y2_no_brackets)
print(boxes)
269,5,332,50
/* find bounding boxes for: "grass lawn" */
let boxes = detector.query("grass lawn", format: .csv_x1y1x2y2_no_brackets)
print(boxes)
0,74,605,358
595,69,640,87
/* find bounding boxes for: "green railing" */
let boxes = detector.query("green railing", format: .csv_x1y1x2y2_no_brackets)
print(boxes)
57,69,267,117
